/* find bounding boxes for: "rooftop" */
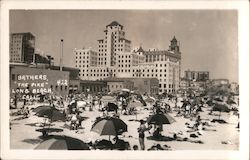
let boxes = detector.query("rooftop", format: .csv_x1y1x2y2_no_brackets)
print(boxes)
106,21,123,28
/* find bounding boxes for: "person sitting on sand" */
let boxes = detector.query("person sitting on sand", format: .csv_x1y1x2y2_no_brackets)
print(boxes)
113,136,130,150
153,126,161,139
22,107,30,118
133,145,139,150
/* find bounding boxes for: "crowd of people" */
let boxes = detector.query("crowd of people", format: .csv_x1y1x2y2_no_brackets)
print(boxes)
10,89,239,150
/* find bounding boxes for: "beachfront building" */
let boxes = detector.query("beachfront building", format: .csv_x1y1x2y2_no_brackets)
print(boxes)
10,64,70,99
74,21,181,94
10,32,35,64
104,77,159,96
80,80,107,94
184,70,209,81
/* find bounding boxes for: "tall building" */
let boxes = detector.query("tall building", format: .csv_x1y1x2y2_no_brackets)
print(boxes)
97,21,131,67
10,32,35,64
74,21,181,94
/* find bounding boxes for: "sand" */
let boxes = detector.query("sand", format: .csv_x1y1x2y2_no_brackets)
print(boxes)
10,102,239,150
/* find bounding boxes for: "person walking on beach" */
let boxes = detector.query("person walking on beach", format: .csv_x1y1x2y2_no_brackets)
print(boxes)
137,120,151,150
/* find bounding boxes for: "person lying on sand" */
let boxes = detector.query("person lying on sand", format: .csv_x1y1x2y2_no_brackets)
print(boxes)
172,133,204,144
148,144,171,150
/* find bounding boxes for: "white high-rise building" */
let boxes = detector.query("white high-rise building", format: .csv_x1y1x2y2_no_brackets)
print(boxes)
74,21,181,94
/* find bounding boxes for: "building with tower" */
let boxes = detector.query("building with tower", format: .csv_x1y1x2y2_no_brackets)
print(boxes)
74,21,181,94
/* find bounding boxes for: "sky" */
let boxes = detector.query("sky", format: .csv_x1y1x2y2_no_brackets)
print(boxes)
10,10,238,82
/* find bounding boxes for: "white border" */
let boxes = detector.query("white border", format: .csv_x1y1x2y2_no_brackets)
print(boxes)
1,1,249,160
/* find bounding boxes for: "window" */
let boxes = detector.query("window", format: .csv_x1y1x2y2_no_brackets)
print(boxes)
11,74,15,80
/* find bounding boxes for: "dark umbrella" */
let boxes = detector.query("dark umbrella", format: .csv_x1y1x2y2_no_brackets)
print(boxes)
212,103,230,120
105,103,118,112
206,100,214,106
91,117,127,136
213,97,223,102
227,99,237,105
147,113,175,125
34,106,66,122
35,135,90,150
32,105,53,112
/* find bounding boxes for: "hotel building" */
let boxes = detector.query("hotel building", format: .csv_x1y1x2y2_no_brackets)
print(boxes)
74,21,181,94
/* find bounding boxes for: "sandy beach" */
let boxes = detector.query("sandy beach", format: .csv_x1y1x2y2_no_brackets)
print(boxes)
10,101,239,150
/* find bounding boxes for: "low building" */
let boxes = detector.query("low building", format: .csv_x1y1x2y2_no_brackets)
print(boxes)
104,78,134,93
229,82,239,94
10,64,70,100
104,77,159,96
184,70,209,81
80,80,107,94
211,79,229,86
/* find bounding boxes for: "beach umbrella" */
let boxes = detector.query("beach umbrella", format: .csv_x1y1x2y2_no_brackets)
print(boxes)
35,135,90,150
213,97,223,102
101,96,116,102
105,103,118,112
91,117,127,136
206,100,214,106
212,103,230,120
227,99,237,105
144,97,155,104
76,101,87,109
32,105,53,112
34,106,66,122
121,88,130,92
147,113,176,125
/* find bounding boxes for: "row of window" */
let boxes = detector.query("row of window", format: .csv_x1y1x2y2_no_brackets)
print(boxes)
50,85,68,91
118,55,131,58
75,56,89,59
80,73,111,77
159,89,176,93
108,84,123,89
159,84,175,88
11,58,21,61
76,65,89,68
75,52,90,55
118,64,131,68
76,61,89,63
133,73,169,77
99,49,107,52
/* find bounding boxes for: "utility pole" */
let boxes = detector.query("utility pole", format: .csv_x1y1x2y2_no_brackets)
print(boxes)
60,39,64,71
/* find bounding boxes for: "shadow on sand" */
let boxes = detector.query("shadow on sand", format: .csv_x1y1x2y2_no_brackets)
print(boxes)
22,138,42,145
25,123,55,127
147,135,204,144
147,135,174,141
